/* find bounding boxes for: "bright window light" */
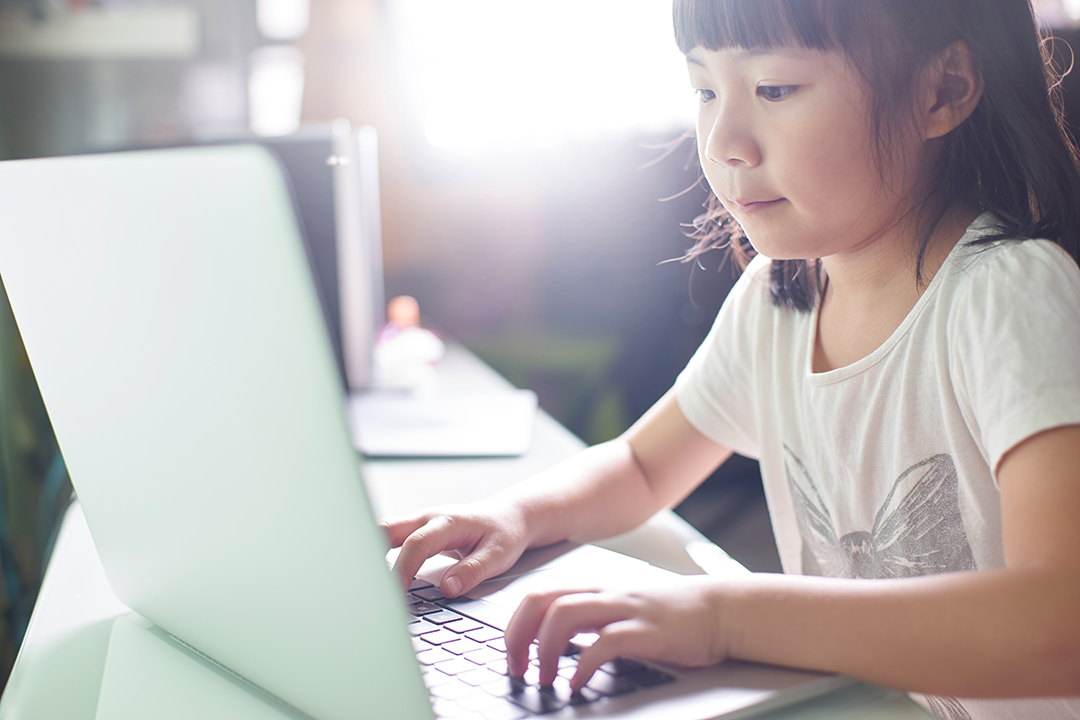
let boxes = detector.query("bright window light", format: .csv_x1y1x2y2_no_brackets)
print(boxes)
257,0,311,41
394,0,695,154
248,46,306,136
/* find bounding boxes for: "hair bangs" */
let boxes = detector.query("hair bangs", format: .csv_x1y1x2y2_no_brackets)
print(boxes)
673,0,840,55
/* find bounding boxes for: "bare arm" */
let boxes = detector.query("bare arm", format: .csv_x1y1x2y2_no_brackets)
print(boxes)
382,390,731,594
719,423,1080,696
510,424,1080,696
524,390,733,546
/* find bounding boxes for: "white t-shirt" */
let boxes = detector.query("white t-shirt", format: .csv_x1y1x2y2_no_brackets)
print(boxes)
674,215,1080,720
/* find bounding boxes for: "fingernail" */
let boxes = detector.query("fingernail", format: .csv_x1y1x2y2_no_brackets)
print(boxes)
445,575,462,597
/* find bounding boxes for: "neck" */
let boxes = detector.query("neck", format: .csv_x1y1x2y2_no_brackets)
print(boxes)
812,205,979,373
822,205,977,306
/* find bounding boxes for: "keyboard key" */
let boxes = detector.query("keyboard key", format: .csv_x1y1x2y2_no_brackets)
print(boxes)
540,678,602,706
411,586,446,602
421,629,461,646
479,702,530,720
584,669,637,697
457,691,504,713
435,657,478,676
481,675,527,699
422,668,454,688
430,697,461,718
431,682,475,701
417,647,457,666
464,647,504,666
458,666,504,687
465,626,502,643
442,597,513,632
425,610,466,625
624,667,677,688
522,665,541,686
486,637,507,653
409,619,440,635
408,600,443,616
557,655,578,670
599,657,646,676
505,686,566,715
410,577,434,591
412,636,430,653
445,618,483,634
443,638,486,656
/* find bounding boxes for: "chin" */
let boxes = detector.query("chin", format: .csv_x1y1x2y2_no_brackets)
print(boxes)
742,235,814,262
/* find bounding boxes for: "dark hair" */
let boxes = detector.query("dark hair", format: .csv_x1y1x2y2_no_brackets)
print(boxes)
674,0,1080,310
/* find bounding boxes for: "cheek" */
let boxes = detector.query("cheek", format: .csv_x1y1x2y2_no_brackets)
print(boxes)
786,117,883,213
695,116,717,190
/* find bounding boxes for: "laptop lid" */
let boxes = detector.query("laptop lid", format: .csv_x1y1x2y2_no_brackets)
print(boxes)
0,145,431,720
258,122,385,393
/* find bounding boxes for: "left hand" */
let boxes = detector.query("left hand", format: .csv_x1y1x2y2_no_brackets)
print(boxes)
503,575,731,690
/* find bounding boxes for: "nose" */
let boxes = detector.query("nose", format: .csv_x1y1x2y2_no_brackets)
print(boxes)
701,101,761,168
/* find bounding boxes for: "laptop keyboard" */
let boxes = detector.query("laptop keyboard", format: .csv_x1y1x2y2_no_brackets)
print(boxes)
406,578,676,719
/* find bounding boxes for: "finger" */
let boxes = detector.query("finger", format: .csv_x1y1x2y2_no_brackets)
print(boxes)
504,590,575,678
439,538,519,598
377,513,431,548
535,594,629,686
391,516,480,589
504,589,606,680
570,621,642,691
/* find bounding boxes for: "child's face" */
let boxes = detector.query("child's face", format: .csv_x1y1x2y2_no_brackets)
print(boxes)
687,45,923,261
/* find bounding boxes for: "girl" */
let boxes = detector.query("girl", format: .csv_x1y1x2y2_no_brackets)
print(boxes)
381,1,1080,718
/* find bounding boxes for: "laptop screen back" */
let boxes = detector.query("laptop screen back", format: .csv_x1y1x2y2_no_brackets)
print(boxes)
0,146,431,720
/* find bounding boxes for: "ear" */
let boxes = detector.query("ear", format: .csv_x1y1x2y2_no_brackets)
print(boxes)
921,40,983,140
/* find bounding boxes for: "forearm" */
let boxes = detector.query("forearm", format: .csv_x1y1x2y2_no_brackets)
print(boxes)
497,391,730,550
720,566,1080,697
383,392,729,593
496,439,667,548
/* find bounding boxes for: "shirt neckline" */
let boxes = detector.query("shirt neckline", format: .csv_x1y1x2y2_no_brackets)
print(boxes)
804,212,997,385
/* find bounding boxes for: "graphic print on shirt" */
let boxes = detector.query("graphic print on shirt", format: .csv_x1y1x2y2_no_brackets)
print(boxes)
783,446,976,579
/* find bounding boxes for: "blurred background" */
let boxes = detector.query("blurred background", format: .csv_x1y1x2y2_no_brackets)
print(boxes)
0,0,1079,686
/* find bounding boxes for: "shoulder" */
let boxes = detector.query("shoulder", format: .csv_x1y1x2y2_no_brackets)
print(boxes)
951,212,1078,282
939,234,1080,473
701,253,781,338
735,253,775,299
941,224,1080,326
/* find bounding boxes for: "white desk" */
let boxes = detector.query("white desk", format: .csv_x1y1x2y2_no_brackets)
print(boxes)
0,345,931,720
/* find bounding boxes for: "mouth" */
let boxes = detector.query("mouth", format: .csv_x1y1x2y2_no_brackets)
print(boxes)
729,197,784,215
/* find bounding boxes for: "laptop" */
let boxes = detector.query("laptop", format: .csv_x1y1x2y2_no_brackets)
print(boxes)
255,122,386,394
0,146,848,720
252,124,537,458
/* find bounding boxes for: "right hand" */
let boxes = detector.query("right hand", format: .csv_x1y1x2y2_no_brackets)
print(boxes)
379,498,531,597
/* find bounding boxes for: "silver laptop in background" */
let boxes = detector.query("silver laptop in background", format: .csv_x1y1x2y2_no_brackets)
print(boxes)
255,120,384,393
260,124,539,459
0,146,848,720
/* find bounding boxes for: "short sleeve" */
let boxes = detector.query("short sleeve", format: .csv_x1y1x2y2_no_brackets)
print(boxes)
674,255,772,459
949,240,1080,475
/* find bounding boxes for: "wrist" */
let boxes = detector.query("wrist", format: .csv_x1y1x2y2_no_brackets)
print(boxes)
705,575,753,663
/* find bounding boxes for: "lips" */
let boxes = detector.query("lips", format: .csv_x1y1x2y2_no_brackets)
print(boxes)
729,197,784,215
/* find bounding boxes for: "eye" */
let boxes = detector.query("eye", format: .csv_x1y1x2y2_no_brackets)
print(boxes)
694,88,716,104
757,85,797,102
